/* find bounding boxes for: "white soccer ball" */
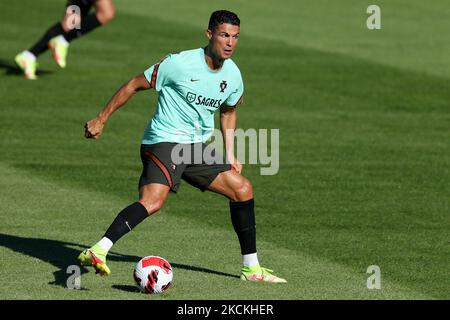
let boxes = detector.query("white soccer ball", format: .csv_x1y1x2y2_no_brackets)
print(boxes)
133,256,173,294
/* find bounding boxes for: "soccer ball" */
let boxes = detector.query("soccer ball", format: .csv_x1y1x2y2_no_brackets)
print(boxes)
133,256,173,294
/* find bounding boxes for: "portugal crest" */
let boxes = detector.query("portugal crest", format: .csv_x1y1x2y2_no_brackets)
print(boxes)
220,80,227,93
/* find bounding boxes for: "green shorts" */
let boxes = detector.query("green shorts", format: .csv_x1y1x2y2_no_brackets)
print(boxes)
139,143,231,193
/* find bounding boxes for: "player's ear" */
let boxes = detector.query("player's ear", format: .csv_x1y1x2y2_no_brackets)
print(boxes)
206,29,213,41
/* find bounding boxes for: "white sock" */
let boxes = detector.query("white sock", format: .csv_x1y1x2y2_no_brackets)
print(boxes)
23,50,36,61
97,237,113,253
54,35,69,46
243,253,259,267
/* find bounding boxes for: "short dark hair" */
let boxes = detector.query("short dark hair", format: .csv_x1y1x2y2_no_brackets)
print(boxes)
208,10,240,31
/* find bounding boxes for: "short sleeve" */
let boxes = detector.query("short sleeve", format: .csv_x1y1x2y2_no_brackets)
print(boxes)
143,54,177,91
224,74,244,107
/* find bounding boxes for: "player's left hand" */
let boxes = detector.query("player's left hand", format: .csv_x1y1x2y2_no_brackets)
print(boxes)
230,158,243,174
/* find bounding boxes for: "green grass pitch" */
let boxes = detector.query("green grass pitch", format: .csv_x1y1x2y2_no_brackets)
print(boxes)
0,0,448,299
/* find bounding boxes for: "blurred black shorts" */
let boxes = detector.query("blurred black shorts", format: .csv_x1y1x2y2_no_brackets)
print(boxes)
139,143,231,193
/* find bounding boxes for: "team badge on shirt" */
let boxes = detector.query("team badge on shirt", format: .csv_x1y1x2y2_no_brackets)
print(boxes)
186,92,197,103
220,80,227,93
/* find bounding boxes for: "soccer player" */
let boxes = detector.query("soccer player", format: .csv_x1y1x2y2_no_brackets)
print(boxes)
79,10,286,283
14,0,115,80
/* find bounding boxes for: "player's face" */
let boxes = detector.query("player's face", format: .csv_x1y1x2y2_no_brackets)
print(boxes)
207,23,240,60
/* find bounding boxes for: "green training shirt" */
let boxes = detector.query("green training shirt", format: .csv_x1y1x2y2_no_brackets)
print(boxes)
142,48,244,145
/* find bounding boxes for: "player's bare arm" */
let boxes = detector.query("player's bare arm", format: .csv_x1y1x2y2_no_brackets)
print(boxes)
220,104,242,174
84,73,150,139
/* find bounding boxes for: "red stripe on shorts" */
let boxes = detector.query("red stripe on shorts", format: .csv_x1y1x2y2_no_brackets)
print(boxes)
145,151,173,188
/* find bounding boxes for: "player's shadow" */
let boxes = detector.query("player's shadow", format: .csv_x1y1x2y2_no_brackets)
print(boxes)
0,58,53,77
0,233,134,289
112,284,142,293
171,262,240,279
0,233,239,291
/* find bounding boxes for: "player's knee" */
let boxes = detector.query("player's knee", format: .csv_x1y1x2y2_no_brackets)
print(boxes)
139,198,165,215
96,7,115,24
233,179,253,202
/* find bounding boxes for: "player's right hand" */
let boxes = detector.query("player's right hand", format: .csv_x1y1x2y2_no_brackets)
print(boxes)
84,118,105,139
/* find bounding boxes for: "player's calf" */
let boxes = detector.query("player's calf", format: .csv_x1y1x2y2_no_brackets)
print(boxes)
78,184,169,276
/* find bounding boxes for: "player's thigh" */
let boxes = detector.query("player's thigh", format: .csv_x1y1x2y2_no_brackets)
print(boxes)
182,163,231,193
139,143,184,193
208,169,254,202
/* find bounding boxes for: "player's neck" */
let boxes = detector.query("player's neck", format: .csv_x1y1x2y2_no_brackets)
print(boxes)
203,46,224,71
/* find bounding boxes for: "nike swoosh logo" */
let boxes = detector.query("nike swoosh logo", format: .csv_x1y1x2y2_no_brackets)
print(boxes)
190,79,200,82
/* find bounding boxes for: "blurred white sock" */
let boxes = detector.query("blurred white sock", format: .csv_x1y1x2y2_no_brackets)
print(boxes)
53,35,69,46
23,50,36,60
